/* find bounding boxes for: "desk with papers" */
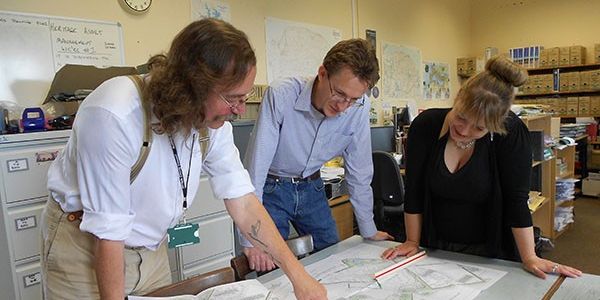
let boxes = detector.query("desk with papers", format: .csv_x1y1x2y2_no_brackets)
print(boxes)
258,236,600,300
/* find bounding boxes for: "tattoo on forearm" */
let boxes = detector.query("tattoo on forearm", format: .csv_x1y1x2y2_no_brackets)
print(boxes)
248,220,268,248
247,220,282,265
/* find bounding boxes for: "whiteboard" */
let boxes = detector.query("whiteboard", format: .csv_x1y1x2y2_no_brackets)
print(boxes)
0,10,124,107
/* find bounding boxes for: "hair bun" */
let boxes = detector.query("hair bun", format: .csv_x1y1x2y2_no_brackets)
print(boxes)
485,56,528,87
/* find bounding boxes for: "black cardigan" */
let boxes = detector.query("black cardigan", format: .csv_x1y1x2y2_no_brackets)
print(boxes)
404,108,533,260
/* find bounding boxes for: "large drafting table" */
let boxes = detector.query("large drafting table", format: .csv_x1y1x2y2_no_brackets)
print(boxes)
258,235,600,299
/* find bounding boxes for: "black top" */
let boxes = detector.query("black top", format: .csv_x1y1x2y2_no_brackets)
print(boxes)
404,108,533,260
430,133,492,244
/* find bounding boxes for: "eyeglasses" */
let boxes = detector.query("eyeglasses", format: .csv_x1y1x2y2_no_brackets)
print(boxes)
218,90,255,112
326,73,365,107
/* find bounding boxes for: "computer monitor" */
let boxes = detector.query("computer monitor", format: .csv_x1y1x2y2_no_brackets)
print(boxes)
370,125,395,152
231,120,255,160
394,106,411,132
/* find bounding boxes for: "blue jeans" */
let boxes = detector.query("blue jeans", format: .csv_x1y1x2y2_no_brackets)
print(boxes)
262,177,339,251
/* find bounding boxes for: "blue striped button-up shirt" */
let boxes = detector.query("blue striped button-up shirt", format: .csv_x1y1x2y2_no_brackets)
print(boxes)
241,76,376,247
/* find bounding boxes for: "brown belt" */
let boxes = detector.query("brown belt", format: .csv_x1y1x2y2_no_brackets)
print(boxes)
267,171,320,183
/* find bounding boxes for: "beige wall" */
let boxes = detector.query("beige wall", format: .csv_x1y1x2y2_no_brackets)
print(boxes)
0,0,473,122
470,0,600,64
0,0,353,84
3,0,599,112
357,0,471,116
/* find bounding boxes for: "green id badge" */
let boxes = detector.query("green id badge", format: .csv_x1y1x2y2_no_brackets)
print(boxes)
167,223,200,249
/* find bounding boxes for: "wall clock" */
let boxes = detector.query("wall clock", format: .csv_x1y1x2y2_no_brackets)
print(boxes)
120,0,152,14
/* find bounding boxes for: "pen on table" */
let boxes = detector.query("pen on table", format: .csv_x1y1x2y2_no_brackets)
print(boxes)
374,278,382,288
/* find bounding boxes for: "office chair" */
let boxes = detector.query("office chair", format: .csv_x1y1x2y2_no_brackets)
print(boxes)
144,267,234,296
371,151,405,238
230,234,314,281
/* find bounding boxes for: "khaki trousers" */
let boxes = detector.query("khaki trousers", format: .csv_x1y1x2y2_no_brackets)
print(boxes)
41,198,172,299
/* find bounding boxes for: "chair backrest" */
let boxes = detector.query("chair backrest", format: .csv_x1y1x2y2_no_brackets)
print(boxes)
371,151,405,229
286,234,314,258
144,267,234,297
371,151,405,206
230,234,314,281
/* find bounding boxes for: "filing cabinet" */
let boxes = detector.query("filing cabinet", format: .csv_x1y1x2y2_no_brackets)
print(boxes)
0,131,70,300
0,131,235,299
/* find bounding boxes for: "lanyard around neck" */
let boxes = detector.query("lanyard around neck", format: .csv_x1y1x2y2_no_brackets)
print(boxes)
168,134,195,221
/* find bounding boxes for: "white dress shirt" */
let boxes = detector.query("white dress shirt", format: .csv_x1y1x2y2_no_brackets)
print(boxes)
47,76,254,250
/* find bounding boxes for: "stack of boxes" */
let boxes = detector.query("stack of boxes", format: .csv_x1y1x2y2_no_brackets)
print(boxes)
539,46,586,68
486,43,600,117
514,96,600,117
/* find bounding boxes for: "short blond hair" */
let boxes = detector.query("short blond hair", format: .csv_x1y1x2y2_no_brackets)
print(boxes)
454,56,527,134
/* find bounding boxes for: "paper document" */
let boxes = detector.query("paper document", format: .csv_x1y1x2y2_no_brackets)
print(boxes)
320,166,345,181
127,279,271,300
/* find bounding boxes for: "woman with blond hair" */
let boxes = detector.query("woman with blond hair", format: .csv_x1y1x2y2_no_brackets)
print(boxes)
382,56,581,279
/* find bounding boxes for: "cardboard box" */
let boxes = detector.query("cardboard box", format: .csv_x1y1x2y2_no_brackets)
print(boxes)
457,57,476,77
548,47,560,67
532,75,544,94
591,96,600,115
566,96,579,115
539,49,549,67
522,81,533,94
579,96,591,116
557,97,568,115
559,46,571,66
543,74,554,93
568,72,580,91
559,71,570,91
580,71,592,90
569,45,586,65
43,64,138,116
582,177,600,196
590,69,600,89
550,98,560,115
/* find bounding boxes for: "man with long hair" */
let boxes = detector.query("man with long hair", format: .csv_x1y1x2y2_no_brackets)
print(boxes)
42,19,326,300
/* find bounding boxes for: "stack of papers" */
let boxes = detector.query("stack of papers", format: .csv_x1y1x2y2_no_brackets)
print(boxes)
556,178,578,203
559,123,587,138
555,206,575,232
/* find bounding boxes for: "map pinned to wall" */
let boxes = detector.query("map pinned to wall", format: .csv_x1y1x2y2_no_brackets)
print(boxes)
382,43,422,101
191,0,231,22
423,61,450,100
265,17,341,84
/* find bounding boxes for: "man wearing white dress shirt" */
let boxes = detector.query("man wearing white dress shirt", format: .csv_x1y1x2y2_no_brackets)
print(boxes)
42,19,326,300
241,39,393,272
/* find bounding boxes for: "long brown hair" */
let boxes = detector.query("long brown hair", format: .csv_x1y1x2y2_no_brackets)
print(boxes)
145,19,256,135
454,56,528,134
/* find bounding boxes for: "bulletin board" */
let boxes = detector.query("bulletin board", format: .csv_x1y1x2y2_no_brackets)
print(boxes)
0,10,124,107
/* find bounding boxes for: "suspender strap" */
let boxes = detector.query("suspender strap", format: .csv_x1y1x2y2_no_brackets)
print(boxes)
127,75,153,184
126,75,211,182
199,127,209,162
